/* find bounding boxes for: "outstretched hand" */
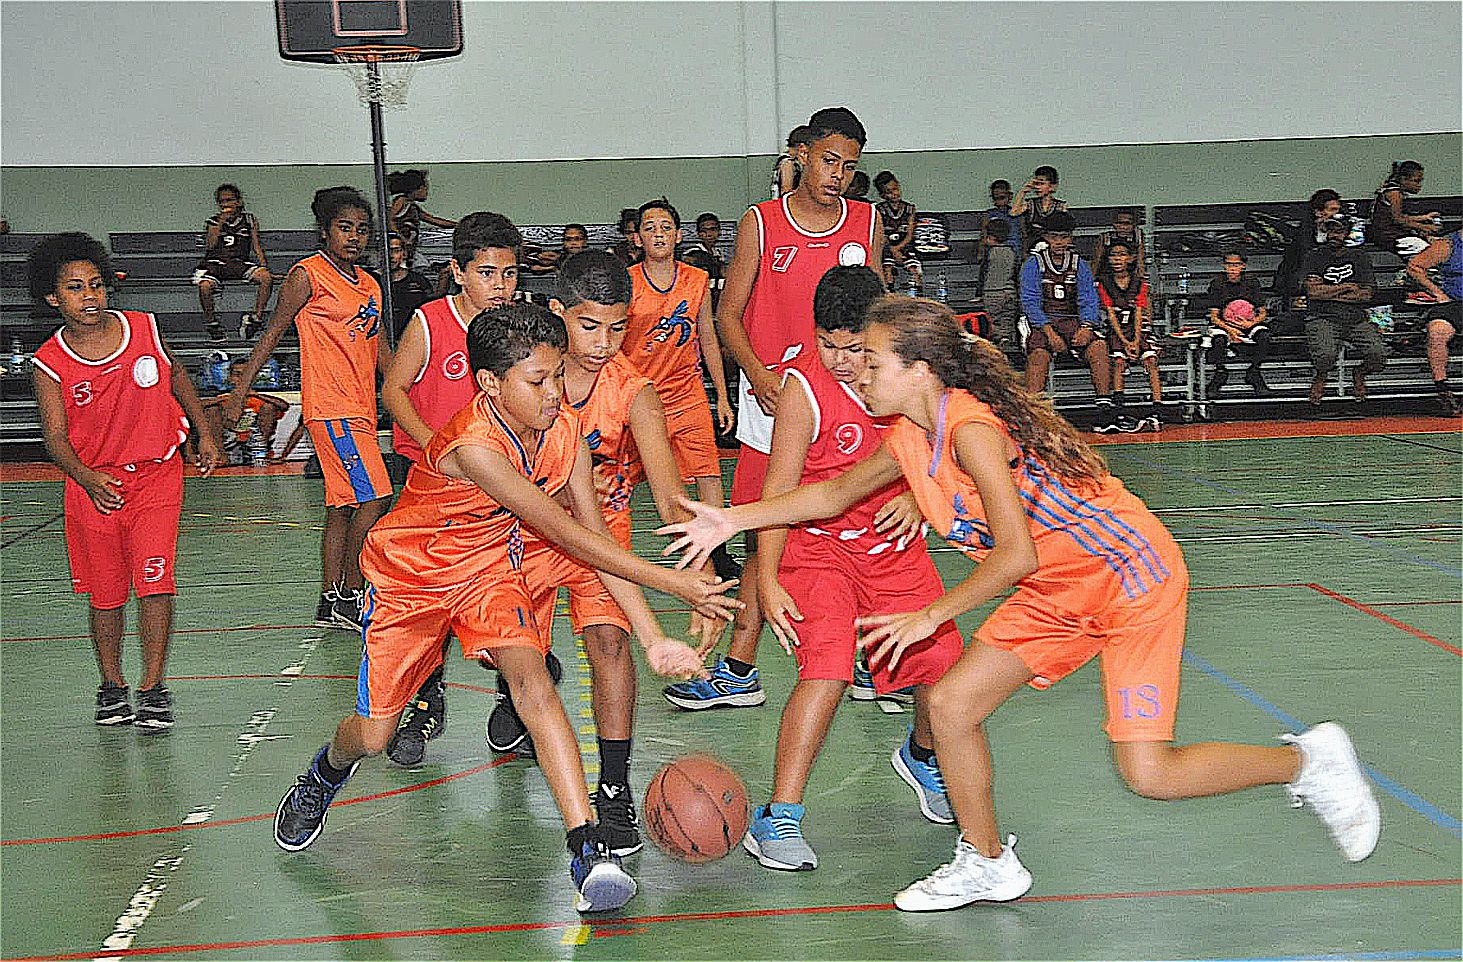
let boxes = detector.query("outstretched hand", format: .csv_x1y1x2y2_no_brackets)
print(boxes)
667,565,743,622
857,608,939,674
657,497,739,571
759,578,804,655
872,491,924,545
644,637,710,680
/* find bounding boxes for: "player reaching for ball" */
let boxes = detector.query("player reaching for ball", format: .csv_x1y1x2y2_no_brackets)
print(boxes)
272,303,741,915
660,295,1379,911
741,265,962,872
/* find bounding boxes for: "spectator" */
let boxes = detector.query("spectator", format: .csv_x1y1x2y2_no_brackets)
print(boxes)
1302,215,1386,407
200,363,290,465
681,213,727,305
874,171,922,292
609,207,641,267
771,125,813,199
386,169,456,265
976,218,1020,348
1018,211,1115,430
845,171,871,201
1368,161,1441,258
1406,230,1462,416
1092,208,1147,278
1098,239,1160,427
1276,189,1344,311
976,180,1023,256
387,233,434,335
193,184,274,342
1010,165,1068,255
0,216,10,235
1204,250,1274,399
525,223,590,275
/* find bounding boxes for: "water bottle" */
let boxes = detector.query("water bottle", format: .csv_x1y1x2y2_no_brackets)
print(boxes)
7,338,25,373
1177,271,1190,297
935,272,948,303
906,274,919,297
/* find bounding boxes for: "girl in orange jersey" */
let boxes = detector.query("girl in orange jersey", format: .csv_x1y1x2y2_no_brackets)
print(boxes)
661,297,1380,910
226,187,392,632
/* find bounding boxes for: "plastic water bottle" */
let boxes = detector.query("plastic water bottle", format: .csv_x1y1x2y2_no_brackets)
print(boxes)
906,274,919,297
935,273,948,303
8,338,25,371
1177,271,1190,297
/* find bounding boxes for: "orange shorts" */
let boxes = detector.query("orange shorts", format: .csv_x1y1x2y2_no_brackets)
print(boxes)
604,508,632,551
976,562,1189,743
662,389,720,481
521,534,631,644
306,417,393,508
355,576,544,719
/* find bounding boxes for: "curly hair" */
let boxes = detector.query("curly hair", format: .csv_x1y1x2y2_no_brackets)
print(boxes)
27,232,112,304
865,296,1108,487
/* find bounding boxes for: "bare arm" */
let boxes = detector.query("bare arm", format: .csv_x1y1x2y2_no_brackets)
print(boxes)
870,209,887,270
32,369,122,512
627,386,692,528
1009,181,1035,217
715,209,778,413
891,206,916,254
223,265,310,422
380,311,434,448
694,292,732,431
161,337,219,475
249,216,268,268
1407,237,1453,300
1306,275,1373,303
755,371,815,651
421,210,457,228
203,217,222,253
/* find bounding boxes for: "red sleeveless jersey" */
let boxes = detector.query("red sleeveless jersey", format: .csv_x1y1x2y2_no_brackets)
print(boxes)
31,310,188,469
393,295,476,464
779,359,911,556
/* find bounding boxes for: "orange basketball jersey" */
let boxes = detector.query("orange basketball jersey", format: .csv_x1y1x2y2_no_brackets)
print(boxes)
294,252,383,421
884,390,1177,603
571,354,653,518
623,262,710,398
360,394,583,592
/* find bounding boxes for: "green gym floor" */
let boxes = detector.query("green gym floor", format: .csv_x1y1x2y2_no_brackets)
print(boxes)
2,420,1460,961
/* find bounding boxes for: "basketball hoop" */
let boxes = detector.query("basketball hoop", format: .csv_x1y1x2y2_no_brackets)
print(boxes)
332,45,420,108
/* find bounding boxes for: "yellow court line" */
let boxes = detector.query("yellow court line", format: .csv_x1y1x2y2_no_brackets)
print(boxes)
560,924,590,945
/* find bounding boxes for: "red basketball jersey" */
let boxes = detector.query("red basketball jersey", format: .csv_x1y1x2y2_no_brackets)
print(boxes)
31,310,189,469
393,295,476,464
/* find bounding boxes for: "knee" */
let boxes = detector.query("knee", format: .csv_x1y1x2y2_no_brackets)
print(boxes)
256,269,275,287
1310,350,1338,374
1428,319,1457,343
926,680,979,731
198,279,217,296
504,662,557,713
584,625,631,665
357,720,397,757
1114,747,1183,800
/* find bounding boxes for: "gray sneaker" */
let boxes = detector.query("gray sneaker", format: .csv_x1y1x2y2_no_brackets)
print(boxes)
743,803,818,871
892,732,954,823
1281,722,1380,861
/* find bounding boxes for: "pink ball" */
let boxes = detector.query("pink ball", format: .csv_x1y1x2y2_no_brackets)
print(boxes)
1222,299,1256,324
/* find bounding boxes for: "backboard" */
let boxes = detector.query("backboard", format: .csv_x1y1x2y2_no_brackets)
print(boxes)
276,0,463,62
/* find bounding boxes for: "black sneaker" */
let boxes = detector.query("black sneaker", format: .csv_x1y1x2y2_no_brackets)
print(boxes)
1114,414,1143,433
1437,390,1462,417
570,835,637,913
1207,368,1229,400
314,590,338,628
1245,368,1274,396
709,544,742,582
95,682,135,726
206,321,225,342
274,745,358,852
239,313,264,340
134,685,175,733
331,590,365,633
387,672,447,766
484,651,562,754
593,782,643,856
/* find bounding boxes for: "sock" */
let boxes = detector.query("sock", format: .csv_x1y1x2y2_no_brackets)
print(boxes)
908,736,936,764
316,746,353,786
723,657,755,678
598,738,631,787
1436,379,1453,393
566,821,597,856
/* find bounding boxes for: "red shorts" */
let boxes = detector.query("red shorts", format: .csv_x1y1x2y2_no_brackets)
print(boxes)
662,389,720,481
521,534,631,644
975,560,1189,743
356,575,544,719
306,417,393,508
779,532,962,692
64,456,184,610
730,446,769,506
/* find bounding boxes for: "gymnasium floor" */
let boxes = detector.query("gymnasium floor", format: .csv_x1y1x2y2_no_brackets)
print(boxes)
1,417,1459,962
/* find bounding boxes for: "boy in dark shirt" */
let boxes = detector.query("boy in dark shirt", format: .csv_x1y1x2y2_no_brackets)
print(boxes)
388,233,435,336
1301,216,1386,406
1204,251,1274,397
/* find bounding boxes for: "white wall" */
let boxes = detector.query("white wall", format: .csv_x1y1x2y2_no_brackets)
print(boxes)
2,0,1458,167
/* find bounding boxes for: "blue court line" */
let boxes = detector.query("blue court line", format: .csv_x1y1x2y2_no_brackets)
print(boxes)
1198,952,1459,961
1110,451,1463,578
1182,650,1463,839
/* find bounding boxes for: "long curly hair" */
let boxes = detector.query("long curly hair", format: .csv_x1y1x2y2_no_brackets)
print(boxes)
866,296,1108,487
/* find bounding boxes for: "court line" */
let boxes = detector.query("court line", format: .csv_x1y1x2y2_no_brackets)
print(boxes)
1382,434,1463,456
1182,650,1463,838
1198,953,1458,962
0,510,62,549
2,878,1455,961
1308,583,1461,656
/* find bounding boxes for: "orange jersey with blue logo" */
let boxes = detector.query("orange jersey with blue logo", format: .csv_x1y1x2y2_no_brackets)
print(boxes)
360,394,583,592
624,262,709,400
884,390,1177,602
570,354,652,518
294,252,383,421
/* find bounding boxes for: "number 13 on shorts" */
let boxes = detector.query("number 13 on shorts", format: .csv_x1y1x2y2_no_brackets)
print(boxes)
1116,684,1162,719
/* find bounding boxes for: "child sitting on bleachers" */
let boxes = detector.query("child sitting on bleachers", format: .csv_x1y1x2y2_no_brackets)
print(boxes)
1099,239,1160,429
976,219,1019,348
874,171,922,292
1203,250,1274,399
1092,209,1147,278
193,184,274,342
1368,161,1441,258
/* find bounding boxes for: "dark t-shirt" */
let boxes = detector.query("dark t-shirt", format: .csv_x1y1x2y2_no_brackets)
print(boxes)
1205,276,1266,313
391,269,436,330
1300,246,1374,324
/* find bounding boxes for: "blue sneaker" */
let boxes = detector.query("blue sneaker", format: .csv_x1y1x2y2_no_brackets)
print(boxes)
892,731,954,824
663,658,766,710
743,802,817,871
274,745,358,852
570,837,637,912
848,662,877,701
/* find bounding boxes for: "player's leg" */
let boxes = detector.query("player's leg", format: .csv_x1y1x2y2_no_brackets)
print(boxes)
309,416,394,629
196,274,223,340
90,603,131,722
1110,353,1127,393
248,267,274,331
1345,320,1388,401
1427,312,1460,414
1077,329,1112,395
1143,352,1162,403
320,505,351,600
665,547,766,709
582,622,641,854
1306,317,1341,405
1024,337,1053,394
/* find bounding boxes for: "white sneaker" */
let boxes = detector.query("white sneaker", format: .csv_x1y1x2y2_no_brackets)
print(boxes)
894,834,1032,912
1281,722,1380,862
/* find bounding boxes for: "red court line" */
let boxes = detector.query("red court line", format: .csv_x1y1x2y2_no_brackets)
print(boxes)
4,878,1455,961
1368,599,1461,607
1307,583,1462,656
1,623,319,644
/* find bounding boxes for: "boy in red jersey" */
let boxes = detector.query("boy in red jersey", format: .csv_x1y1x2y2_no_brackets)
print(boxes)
29,233,220,731
225,187,392,632
272,303,739,915
670,106,883,711
743,266,961,872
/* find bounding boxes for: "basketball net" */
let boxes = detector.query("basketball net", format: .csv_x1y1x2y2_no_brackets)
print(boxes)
332,45,420,108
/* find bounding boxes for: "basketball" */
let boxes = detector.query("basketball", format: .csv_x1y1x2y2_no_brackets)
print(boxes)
643,754,749,863
1222,298,1256,324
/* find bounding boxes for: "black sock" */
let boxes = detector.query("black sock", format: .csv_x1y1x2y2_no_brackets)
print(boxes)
1436,379,1453,393
315,746,353,786
598,738,631,787
566,821,597,856
723,657,755,677
908,737,936,764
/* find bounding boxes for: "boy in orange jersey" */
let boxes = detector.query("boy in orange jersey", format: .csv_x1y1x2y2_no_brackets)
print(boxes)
273,303,740,915
623,198,737,583
483,251,724,855
225,187,392,632
29,232,221,732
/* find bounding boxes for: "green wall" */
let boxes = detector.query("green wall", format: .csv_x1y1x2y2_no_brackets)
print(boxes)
2,132,1457,243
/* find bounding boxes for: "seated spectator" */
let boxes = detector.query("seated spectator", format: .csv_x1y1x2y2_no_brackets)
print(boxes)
1010,165,1068,255
192,359,290,465
525,223,590,275
609,207,641,266
1203,250,1274,399
387,233,434,335
386,169,457,265
1368,161,1441,258
976,218,1020,348
1092,208,1147,278
1406,229,1462,416
1276,189,1343,313
1098,239,1160,427
976,180,1023,256
1303,215,1386,407
845,171,871,201
874,171,921,291
193,184,274,342
771,125,813,199
1018,210,1115,430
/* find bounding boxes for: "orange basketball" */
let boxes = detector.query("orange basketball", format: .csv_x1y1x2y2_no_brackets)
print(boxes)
642,754,749,863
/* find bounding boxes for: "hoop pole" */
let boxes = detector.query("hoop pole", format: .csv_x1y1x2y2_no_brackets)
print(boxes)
367,60,396,346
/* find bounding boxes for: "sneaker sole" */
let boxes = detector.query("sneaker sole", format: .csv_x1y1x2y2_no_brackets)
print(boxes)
891,749,955,824
662,689,767,711
575,864,637,912
742,833,816,871
609,840,644,857
893,872,1033,911
273,793,327,853
135,717,175,734
95,712,135,726
847,687,878,702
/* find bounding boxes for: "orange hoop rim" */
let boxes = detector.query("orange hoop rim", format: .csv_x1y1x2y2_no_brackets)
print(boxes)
331,44,421,63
